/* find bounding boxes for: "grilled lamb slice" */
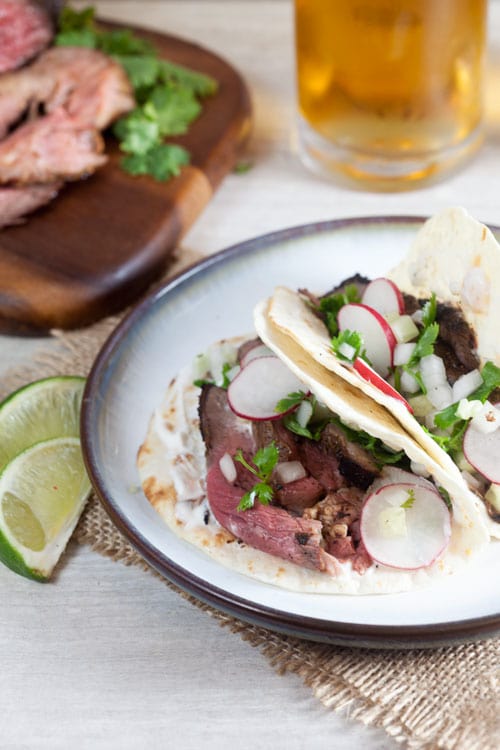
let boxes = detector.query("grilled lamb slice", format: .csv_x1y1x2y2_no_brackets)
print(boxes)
0,182,60,227
0,0,53,74
0,109,106,184
252,418,300,462
199,385,255,465
0,46,134,139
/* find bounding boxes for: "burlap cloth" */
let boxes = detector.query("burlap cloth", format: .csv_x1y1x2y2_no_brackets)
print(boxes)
3,248,500,750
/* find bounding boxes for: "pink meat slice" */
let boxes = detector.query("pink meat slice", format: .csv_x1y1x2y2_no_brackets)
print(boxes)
206,462,337,574
0,109,107,184
0,46,135,139
0,182,61,227
0,0,53,74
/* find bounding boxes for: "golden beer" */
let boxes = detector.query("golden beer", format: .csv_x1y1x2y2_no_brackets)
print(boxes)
294,0,487,187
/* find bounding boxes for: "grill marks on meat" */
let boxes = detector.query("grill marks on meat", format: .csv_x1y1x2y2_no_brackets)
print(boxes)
0,0,53,75
0,182,61,227
0,45,135,225
199,384,374,574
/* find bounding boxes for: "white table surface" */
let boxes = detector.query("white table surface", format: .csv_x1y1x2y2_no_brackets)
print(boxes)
2,3,500,748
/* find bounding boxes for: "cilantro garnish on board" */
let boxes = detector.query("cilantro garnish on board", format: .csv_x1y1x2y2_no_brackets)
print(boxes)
234,443,279,512
56,6,218,181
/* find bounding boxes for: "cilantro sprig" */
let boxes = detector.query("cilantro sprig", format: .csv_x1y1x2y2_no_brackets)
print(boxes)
56,6,218,181
400,488,416,509
194,362,233,389
331,330,367,364
317,284,361,336
428,361,500,454
394,294,439,394
234,443,279,512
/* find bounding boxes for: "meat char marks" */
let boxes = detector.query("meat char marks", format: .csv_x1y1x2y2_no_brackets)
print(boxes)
0,0,54,74
0,46,135,227
199,383,377,575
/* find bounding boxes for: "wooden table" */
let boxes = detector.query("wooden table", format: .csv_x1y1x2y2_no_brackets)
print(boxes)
2,3,500,748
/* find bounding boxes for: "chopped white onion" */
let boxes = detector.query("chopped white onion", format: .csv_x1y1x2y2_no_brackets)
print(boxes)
420,354,447,391
411,309,424,325
275,461,307,485
393,342,416,366
452,369,483,403
219,453,237,483
471,401,500,434
296,399,313,428
400,369,420,394
427,383,454,409
390,315,419,343
456,398,483,421
337,341,357,361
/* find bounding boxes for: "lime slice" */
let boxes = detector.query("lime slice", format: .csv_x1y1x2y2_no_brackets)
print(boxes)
0,376,85,472
0,437,91,581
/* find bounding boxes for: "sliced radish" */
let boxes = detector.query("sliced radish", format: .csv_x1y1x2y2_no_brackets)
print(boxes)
360,482,451,570
241,344,274,368
463,413,500,484
361,278,404,317
337,303,396,377
227,356,304,421
353,358,413,412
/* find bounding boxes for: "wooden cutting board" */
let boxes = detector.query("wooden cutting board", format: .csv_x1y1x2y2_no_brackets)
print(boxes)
0,23,251,333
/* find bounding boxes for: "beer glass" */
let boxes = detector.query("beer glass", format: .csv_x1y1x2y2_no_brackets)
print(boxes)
294,0,487,188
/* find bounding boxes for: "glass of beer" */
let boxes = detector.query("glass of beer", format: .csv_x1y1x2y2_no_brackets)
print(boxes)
294,0,487,189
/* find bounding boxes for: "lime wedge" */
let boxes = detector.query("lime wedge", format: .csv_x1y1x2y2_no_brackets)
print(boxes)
0,437,91,581
0,376,85,472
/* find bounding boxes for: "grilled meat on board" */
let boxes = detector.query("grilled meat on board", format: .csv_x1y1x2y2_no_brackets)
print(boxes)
199,384,378,574
0,182,61,227
0,0,54,74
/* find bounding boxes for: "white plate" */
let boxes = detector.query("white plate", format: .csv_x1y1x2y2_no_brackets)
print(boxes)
82,217,500,648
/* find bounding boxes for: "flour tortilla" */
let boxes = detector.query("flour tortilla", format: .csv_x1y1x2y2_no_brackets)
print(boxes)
262,208,500,538
137,327,488,595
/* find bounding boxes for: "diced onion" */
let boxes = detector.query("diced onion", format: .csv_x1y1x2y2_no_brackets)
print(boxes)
408,394,433,417
411,309,424,325
296,399,313,428
393,342,416,366
427,383,454,409
337,341,357,361
452,369,483,403
456,398,483,421
390,315,419,344
275,461,307,485
400,370,420,394
471,402,500,434
219,453,237,483
420,354,447,390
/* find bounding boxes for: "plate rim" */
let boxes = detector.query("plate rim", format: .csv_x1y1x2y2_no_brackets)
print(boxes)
81,214,500,649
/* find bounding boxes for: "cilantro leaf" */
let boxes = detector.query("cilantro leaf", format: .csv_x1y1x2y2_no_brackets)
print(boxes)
234,443,279,511
331,418,407,468
143,85,201,136
275,391,307,414
159,60,218,97
319,284,361,336
55,29,97,47
121,143,190,181
408,322,439,366
331,329,365,363
193,361,233,389
113,55,160,89
97,29,155,57
421,293,437,327
57,6,96,32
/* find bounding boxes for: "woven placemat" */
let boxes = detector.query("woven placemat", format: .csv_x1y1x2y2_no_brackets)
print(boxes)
3,248,500,750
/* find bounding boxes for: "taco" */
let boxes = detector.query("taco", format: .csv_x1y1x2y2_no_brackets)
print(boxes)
137,316,488,594
261,207,500,538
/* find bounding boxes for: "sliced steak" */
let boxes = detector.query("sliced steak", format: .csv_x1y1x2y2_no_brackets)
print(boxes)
0,182,60,227
0,0,53,75
320,273,371,300
206,463,336,573
274,475,324,513
0,109,106,184
252,418,300,462
436,301,479,373
237,337,262,364
0,46,134,140
199,384,254,466
299,439,345,491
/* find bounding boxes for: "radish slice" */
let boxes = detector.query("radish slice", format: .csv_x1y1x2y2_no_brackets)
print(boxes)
353,358,413,412
241,344,274,367
463,413,500,483
227,356,304,421
361,278,404,317
360,482,451,570
337,303,396,376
